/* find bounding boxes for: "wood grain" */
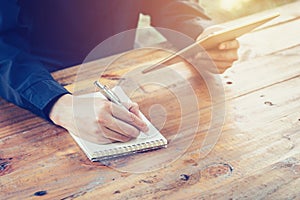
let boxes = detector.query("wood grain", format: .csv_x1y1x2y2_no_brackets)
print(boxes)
1,2,300,199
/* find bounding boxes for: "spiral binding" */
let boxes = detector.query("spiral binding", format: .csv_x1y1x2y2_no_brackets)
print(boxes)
91,139,167,161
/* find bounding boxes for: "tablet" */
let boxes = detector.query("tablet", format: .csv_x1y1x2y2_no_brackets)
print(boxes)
142,13,280,73
198,13,280,49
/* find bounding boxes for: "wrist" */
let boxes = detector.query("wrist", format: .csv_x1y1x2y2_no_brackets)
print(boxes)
49,94,73,126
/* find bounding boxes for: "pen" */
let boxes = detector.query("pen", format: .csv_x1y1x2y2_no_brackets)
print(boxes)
94,81,126,109
94,80,150,136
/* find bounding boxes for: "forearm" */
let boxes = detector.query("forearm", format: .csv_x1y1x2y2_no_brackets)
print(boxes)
143,0,214,41
0,49,69,120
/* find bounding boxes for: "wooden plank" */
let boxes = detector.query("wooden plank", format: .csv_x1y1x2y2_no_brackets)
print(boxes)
1,43,299,200
220,1,300,29
77,65,300,200
0,2,299,199
238,18,300,58
224,45,300,98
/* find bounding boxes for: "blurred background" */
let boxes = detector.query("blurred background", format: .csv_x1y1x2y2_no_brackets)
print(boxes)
199,0,296,22
136,0,297,47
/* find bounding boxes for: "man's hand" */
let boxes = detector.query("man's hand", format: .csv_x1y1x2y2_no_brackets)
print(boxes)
203,39,239,73
196,26,240,73
49,94,149,144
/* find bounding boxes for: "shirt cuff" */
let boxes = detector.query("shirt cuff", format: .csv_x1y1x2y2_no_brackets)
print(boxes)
22,79,70,121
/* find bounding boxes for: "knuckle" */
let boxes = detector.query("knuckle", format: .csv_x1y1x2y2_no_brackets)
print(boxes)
97,115,109,125
101,101,112,111
132,102,139,109
129,113,136,122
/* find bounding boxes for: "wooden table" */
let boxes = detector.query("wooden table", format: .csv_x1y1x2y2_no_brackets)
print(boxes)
1,2,300,199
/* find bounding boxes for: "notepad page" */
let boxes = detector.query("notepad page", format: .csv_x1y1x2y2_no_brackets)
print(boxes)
69,86,167,161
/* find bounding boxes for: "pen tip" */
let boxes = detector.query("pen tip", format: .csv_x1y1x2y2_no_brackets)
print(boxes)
94,80,104,89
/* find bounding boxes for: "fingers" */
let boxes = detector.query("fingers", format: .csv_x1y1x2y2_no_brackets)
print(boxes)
68,97,148,145
75,115,135,144
72,125,116,144
102,127,133,142
123,102,141,118
218,39,240,50
96,111,139,141
207,49,238,62
194,40,239,74
103,117,140,138
94,100,148,143
111,103,148,132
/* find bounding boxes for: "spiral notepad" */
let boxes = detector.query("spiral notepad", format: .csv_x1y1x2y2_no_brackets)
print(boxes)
70,86,168,162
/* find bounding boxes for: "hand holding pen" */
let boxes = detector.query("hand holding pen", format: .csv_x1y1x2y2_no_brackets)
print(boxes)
93,81,149,143
49,81,148,144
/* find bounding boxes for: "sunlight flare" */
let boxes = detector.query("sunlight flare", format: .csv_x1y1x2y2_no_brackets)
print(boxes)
220,0,252,11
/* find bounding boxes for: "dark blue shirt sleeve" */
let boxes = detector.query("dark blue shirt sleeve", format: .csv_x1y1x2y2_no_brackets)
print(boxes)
0,0,210,122
142,0,214,41
0,1,69,121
